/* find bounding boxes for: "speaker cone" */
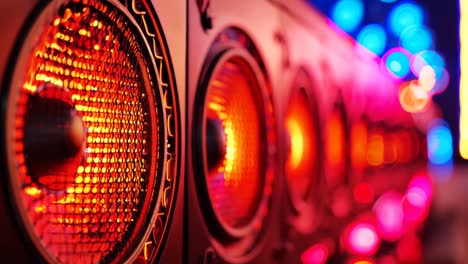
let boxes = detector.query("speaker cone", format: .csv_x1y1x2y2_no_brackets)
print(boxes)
1,0,170,263
199,50,268,234
193,29,276,258
285,87,319,206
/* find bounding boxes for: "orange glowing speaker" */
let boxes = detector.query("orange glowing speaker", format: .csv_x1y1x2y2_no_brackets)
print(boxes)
285,74,322,215
279,68,332,264
0,0,184,263
324,102,350,189
273,1,430,263
284,69,324,235
186,0,283,262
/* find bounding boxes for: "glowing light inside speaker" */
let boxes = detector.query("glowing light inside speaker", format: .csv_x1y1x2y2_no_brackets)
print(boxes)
367,129,385,166
11,1,161,263
203,56,266,229
351,119,368,170
286,89,318,202
325,109,346,186
287,120,304,170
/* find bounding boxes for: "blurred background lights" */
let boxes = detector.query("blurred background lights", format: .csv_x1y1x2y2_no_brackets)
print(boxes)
314,0,447,101
402,175,433,223
399,81,430,113
347,222,380,256
383,48,410,78
411,50,445,79
418,66,449,95
418,65,436,92
400,26,433,54
374,192,404,241
331,0,364,33
301,243,329,264
427,120,453,165
430,68,450,94
357,24,387,56
388,2,424,37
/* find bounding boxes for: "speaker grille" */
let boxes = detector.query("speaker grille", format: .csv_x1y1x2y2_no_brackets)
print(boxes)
3,0,166,263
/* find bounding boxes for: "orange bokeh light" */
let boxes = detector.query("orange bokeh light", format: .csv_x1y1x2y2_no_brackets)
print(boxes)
418,66,437,92
367,127,385,167
399,81,430,113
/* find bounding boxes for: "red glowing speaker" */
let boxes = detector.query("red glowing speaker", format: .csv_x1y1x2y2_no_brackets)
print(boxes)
0,0,184,263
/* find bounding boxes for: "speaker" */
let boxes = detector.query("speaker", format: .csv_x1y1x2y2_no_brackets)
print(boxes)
273,0,430,262
275,3,352,262
186,0,284,263
0,0,185,263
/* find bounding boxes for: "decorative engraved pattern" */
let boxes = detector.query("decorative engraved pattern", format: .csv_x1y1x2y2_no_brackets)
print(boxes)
119,0,180,262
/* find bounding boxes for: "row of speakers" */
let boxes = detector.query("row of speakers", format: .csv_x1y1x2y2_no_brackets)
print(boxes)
0,0,429,263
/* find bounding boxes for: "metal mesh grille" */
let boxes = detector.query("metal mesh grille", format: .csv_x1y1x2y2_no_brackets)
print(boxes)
204,57,264,229
12,0,159,263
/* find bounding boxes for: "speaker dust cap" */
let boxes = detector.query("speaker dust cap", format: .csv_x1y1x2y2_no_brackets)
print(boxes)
0,0,178,263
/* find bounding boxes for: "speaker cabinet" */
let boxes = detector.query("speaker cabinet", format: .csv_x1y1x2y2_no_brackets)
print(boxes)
0,0,432,263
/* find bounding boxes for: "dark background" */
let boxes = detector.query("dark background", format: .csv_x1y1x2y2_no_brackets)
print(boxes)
420,0,460,160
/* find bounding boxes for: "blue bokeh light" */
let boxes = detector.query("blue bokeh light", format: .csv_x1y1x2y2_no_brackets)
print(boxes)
400,26,433,54
431,68,450,94
411,50,445,79
427,121,453,165
357,24,387,56
381,0,398,3
383,49,410,78
331,0,364,33
388,2,424,37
